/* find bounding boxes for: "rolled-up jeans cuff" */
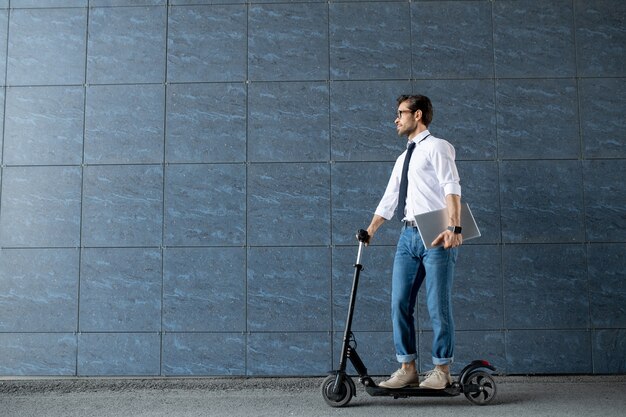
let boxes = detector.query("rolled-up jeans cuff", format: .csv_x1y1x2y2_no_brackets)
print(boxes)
432,357,453,366
396,353,417,363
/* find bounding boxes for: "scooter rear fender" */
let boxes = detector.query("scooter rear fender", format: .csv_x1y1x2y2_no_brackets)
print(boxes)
459,360,496,385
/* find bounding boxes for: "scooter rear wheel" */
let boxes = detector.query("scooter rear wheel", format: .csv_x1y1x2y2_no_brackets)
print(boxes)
321,375,354,407
463,371,497,405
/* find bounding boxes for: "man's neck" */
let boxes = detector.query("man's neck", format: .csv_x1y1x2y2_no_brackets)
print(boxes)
408,126,428,141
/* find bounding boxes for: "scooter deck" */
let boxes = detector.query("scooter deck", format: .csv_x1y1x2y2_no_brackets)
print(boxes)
365,382,462,398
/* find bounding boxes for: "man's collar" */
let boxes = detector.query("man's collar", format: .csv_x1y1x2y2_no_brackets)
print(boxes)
408,129,431,145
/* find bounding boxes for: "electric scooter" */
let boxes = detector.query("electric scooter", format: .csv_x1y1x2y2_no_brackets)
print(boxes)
321,229,497,407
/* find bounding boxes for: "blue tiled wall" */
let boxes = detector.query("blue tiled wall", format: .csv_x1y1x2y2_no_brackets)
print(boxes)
0,0,624,377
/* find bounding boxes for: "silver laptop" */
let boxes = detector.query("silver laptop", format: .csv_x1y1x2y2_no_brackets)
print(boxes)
414,203,481,249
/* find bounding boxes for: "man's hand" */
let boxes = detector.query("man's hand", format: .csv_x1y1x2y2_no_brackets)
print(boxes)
431,229,463,249
356,229,371,245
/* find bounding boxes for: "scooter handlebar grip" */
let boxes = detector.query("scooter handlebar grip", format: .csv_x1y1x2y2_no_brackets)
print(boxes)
357,229,370,243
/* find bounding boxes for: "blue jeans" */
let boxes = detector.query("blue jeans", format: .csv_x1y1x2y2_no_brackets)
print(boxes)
391,225,457,366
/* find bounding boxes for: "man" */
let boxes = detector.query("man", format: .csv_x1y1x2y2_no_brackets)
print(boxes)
364,94,463,390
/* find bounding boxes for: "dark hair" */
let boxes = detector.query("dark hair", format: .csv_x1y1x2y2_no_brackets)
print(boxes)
397,94,433,127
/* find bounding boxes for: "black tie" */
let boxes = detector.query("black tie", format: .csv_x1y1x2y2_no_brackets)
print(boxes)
397,141,416,221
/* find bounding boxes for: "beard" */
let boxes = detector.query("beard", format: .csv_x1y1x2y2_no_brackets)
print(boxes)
396,124,412,137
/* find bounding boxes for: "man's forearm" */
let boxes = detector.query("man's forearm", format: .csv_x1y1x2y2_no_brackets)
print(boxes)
367,214,386,238
445,194,461,226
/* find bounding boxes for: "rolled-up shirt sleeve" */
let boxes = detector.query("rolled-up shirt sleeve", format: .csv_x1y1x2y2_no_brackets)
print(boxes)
431,140,462,197
374,155,404,220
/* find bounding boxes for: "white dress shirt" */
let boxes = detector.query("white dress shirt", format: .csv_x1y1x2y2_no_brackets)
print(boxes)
375,130,462,221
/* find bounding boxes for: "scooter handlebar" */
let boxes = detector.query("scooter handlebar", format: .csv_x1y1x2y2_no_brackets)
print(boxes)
356,229,370,243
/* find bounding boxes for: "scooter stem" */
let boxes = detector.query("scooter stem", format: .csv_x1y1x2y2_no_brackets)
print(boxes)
356,241,364,266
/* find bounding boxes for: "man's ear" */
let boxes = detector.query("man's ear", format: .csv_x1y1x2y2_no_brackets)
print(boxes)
414,109,422,122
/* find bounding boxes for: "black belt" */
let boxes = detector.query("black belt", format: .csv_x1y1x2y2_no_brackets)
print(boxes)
403,220,417,228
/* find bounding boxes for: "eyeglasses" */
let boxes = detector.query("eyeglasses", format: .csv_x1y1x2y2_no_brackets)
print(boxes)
396,109,415,119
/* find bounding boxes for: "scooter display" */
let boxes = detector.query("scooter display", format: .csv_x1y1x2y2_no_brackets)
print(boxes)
321,229,497,407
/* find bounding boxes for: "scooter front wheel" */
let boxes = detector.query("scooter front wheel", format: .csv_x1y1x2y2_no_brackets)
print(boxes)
463,371,497,405
321,375,354,407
